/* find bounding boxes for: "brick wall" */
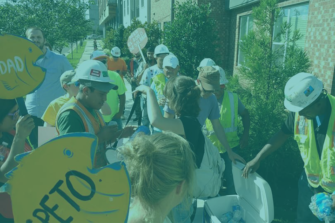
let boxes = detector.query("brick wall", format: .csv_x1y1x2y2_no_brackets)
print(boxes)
304,0,335,95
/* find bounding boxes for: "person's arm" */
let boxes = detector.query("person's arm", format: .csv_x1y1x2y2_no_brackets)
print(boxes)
135,85,185,135
0,115,35,183
242,130,291,178
239,109,250,149
114,94,126,119
100,102,111,116
164,112,175,119
211,119,245,164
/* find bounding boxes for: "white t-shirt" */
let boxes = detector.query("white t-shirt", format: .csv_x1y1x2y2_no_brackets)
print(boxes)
139,64,164,86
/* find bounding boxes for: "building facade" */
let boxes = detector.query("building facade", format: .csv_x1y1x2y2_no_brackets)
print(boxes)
150,0,335,95
98,0,120,37
122,0,151,27
86,0,102,34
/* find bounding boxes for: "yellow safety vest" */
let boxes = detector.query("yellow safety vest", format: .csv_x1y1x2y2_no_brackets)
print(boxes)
205,90,239,153
151,73,166,95
294,95,335,193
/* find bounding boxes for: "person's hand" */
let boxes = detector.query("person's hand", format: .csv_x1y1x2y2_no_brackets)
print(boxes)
134,85,151,95
97,125,118,143
113,111,123,119
242,157,261,178
143,63,149,69
228,151,246,164
240,132,249,149
158,98,166,106
15,115,35,139
119,125,137,139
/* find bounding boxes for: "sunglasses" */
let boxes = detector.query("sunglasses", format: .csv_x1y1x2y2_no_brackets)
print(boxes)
8,108,20,120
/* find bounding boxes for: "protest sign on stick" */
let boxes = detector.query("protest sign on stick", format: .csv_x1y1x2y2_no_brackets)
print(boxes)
127,28,148,64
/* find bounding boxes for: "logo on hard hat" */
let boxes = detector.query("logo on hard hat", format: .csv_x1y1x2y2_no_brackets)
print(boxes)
304,86,314,97
90,69,101,77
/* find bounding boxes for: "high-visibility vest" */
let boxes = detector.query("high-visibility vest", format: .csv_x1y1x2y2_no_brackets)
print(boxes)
151,73,166,95
205,90,239,153
56,97,107,168
294,94,335,193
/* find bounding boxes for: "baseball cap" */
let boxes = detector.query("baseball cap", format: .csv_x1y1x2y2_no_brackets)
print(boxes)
154,44,169,57
163,55,179,68
213,66,228,85
91,51,108,60
74,60,118,92
197,58,216,71
198,66,220,91
60,70,77,86
111,47,121,57
284,73,323,112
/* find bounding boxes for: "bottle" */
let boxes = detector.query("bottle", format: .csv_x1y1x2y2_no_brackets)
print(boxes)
232,203,243,221
219,211,233,223
129,126,151,141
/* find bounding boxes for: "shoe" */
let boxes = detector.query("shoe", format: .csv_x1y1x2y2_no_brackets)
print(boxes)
121,115,126,120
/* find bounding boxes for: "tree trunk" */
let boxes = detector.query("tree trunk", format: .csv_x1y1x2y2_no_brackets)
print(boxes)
76,41,78,53
71,43,73,59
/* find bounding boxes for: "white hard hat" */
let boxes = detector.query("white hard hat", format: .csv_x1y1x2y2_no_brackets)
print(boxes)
213,66,228,85
284,72,323,112
197,58,216,71
91,51,108,60
154,44,169,58
111,47,121,57
74,60,118,92
163,55,179,68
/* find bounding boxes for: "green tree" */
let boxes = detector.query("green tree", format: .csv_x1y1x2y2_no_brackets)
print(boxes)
230,0,310,220
164,0,218,78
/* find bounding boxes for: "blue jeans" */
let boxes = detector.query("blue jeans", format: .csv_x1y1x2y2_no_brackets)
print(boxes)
111,118,123,130
296,171,323,223
221,146,239,195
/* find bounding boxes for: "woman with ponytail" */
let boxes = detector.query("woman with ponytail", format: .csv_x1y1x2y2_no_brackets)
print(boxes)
135,75,225,222
119,132,196,223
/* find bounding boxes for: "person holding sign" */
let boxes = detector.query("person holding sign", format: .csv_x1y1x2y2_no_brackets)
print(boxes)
56,60,135,168
119,132,196,223
0,99,35,222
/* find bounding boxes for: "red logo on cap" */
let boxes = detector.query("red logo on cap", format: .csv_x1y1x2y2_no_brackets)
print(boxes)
90,69,101,77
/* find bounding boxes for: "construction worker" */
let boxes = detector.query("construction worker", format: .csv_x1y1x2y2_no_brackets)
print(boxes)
243,73,334,223
205,66,250,195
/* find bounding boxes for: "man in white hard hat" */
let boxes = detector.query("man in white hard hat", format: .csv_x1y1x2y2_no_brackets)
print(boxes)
243,73,333,223
107,46,127,81
56,60,135,168
204,65,250,195
138,44,170,129
91,51,126,130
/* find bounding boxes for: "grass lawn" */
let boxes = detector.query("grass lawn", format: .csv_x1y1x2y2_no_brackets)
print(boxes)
66,41,87,68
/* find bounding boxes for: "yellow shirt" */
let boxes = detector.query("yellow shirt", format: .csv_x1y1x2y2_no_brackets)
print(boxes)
103,71,127,122
42,94,71,126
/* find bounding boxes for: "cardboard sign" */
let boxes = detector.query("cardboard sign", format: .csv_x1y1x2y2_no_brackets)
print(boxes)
4,133,131,223
0,34,46,99
127,28,148,54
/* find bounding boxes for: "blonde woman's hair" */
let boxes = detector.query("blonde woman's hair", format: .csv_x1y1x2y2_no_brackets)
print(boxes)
118,132,196,221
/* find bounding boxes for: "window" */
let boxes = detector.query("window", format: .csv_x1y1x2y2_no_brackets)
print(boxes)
272,3,309,64
237,14,253,66
127,0,129,15
141,0,144,7
157,23,161,30
123,0,125,15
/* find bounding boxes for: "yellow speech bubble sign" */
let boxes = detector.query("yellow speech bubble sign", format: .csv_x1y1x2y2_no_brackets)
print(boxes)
0,34,45,99
4,133,130,223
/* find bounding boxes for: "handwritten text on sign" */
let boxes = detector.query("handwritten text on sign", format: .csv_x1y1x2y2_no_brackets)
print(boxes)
127,28,148,54
5,133,131,223
0,34,46,99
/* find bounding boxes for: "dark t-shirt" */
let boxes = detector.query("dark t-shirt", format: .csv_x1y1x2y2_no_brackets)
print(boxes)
281,97,331,158
57,110,86,135
179,116,205,168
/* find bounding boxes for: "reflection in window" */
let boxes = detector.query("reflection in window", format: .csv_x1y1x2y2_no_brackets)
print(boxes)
272,4,309,64
237,14,253,66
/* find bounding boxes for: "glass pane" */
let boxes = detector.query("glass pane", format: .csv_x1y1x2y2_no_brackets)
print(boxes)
273,8,289,43
288,4,309,49
238,15,253,66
